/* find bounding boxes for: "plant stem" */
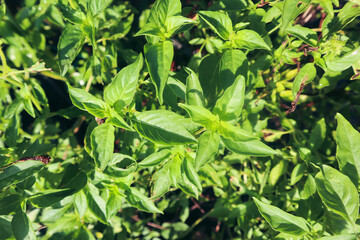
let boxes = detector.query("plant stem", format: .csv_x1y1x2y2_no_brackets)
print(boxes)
179,208,214,239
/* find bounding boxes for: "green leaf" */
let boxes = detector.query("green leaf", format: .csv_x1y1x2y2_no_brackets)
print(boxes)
234,30,271,51
292,63,316,99
290,163,306,186
198,54,221,102
254,198,311,236
213,75,246,121
151,162,171,199
56,2,84,24
0,194,21,215
91,123,115,170
0,3,6,21
222,137,277,156
179,104,217,129
122,184,163,214
74,191,87,218
326,47,360,72
106,190,123,218
318,234,357,240
281,0,311,31
269,160,288,186
198,11,233,40
145,41,174,104
58,24,85,76
194,131,220,171
82,98,109,119
184,67,205,107
336,113,360,186
132,110,196,145
322,2,360,37
104,53,143,111
5,115,18,147
148,0,181,26
0,160,45,190
85,184,108,224
309,118,326,150
218,49,248,89
4,98,23,119
218,121,258,141
285,25,318,47
106,108,134,131
87,0,113,17
67,84,98,111
28,189,74,208
11,210,36,240
139,149,171,167
134,23,162,37
182,157,202,192
165,15,196,37
23,97,35,118
169,157,181,188
104,153,137,177
315,165,359,224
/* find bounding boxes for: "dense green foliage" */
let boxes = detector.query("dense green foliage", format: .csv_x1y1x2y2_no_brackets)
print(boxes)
0,0,360,239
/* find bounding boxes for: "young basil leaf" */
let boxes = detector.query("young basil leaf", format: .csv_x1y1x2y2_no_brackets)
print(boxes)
234,30,271,51
67,84,98,111
104,153,137,178
268,160,288,186
11,210,36,240
182,157,202,192
286,25,318,47
104,53,143,111
292,63,316,99
87,0,113,17
254,197,311,236
218,121,258,141
290,163,306,186
74,191,87,218
326,47,360,72
90,123,115,170
106,190,122,218
218,49,248,89
58,24,85,76
281,0,311,32
56,2,84,24
134,23,163,38
198,11,233,40
179,103,217,129
145,41,174,105
132,110,196,145
5,115,18,148
123,185,163,214
309,118,326,151
139,149,171,167
147,0,181,26
184,67,205,107
151,161,171,199
106,108,134,131
194,131,220,171
315,165,359,224
82,98,109,119
222,137,277,157
322,2,360,38
169,157,181,188
336,113,360,186
85,184,108,224
165,15,195,37
213,75,246,121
